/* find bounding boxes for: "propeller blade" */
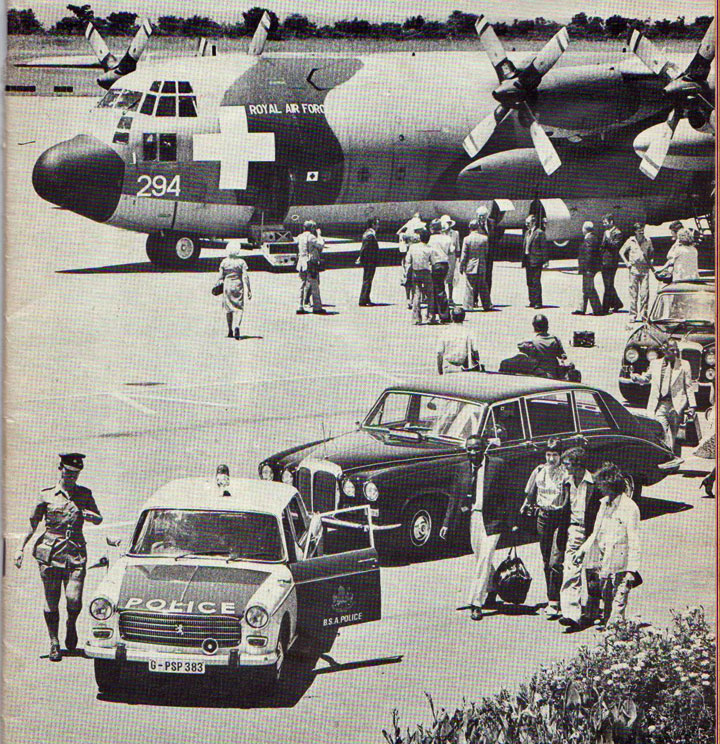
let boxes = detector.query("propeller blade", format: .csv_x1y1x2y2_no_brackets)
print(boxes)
84,19,116,71
520,102,562,175
475,14,516,82
463,105,512,157
114,19,153,77
127,19,154,63
685,18,715,81
519,27,569,88
627,29,682,85
248,11,271,57
639,108,681,179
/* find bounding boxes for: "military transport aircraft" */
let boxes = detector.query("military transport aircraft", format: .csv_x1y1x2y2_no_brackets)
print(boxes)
30,13,716,268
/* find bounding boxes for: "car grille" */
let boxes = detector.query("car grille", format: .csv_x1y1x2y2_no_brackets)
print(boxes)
296,464,338,512
681,349,702,379
119,611,241,648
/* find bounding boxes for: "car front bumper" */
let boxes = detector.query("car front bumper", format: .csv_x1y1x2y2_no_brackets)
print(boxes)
85,641,279,668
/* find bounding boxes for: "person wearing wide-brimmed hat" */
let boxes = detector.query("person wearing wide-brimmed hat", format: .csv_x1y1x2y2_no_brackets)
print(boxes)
440,214,460,305
15,454,103,661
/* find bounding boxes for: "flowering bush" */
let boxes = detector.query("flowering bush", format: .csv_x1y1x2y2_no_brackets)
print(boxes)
383,608,715,744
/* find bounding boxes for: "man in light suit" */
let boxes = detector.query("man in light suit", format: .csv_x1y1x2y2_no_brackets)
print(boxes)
640,340,696,454
522,214,548,308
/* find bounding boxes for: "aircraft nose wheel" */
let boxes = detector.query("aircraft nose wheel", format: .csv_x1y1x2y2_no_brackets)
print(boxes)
146,233,201,269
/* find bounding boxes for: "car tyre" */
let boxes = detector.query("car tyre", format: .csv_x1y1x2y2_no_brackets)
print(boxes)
94,659,123,696
254,624,288,694
146,233,201,269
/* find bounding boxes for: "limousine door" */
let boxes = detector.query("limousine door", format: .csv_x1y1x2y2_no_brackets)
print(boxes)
289,506,381,635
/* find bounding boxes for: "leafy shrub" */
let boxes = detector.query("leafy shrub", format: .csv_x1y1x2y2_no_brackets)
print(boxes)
383,608,715,744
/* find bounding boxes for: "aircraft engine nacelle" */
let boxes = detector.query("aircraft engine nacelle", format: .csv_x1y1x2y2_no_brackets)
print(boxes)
633,120,715,172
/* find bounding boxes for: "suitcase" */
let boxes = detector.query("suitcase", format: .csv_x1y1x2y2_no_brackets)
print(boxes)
573,331,595,348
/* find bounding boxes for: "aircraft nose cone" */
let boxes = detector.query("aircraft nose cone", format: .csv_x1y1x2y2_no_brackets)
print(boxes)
33,135,124,222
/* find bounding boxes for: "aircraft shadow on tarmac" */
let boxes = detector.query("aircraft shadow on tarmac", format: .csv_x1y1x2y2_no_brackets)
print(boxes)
96,635,403,709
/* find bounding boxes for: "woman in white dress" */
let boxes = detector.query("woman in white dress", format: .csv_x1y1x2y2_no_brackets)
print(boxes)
217,245,252,339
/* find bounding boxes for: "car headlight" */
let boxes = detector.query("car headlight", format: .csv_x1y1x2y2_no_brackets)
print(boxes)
624,346,641,363
259,463,274,481
90,597,114,621
646,349,659,361
364,481,379,502
704,349,715,367
342,478,356,497
706,368,716,381
281,467,295,485
245,605,269,629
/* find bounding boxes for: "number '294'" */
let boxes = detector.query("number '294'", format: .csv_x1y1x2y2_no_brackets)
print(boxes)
137,174,181,198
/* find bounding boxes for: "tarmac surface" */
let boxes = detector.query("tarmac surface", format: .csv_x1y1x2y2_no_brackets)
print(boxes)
3,97,716,744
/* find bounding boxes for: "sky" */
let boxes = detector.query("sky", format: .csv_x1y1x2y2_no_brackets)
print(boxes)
8,0,716,27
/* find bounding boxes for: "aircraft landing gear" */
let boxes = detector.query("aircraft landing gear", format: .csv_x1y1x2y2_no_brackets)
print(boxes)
146,233,201,269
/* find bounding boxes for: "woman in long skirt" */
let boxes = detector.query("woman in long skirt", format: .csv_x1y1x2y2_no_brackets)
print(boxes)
217,246,252,339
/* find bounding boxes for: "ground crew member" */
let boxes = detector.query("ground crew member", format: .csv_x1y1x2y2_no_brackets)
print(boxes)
436,307,481,374
15,454,103,662
619,222,654,323
518,314,568,379
296,220,325,314
357,217,380,306
600,213,624,314
404,227,434,325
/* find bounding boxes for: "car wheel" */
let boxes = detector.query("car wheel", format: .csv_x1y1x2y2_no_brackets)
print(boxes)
94,659,122,696
146,233,201,269
255,624,288,693
401,501,442,555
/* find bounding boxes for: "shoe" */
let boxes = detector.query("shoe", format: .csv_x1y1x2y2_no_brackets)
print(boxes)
65,623,78,652
470,606,483,621
312,309,329,315
49,643,62,662
234,328,240,340
296,309,306,315
571,311,585,316
558,616,575,627
544,605,561,620
227,331,234,338
564,620,588,634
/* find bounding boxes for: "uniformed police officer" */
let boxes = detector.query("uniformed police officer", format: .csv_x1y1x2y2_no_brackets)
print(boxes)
15,454,102,661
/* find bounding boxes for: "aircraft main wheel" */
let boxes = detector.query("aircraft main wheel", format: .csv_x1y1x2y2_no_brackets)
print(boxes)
146,233,201,269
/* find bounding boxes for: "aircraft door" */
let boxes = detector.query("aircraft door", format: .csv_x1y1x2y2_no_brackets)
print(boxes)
289,506,381,635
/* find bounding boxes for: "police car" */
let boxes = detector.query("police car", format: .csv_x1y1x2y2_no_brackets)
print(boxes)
85,478,381,695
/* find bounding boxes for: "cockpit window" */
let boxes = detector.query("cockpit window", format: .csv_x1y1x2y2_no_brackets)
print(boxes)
156,96,176,117
150,81,161,92
162,81,177,94
116,90,142,111
178,81,193,94
97,90,120,108
178,96,197,117
140,94,156,116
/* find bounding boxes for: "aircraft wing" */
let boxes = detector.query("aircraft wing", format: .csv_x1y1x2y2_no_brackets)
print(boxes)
15,55,103,69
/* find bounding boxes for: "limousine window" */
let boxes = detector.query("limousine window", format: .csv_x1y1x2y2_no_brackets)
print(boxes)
526,392,575,438
364,391,484,442
575,390,614,431
482,400,524,443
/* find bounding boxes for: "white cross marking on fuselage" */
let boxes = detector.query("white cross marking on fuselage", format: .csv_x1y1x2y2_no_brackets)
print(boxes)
194,106,275,190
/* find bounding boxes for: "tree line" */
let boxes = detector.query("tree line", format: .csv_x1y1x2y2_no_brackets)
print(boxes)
7,5,713,40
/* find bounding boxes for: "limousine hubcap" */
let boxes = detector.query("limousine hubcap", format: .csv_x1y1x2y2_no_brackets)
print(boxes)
410,509,432,546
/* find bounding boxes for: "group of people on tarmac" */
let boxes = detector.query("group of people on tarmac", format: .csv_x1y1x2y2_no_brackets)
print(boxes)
442,436,642,633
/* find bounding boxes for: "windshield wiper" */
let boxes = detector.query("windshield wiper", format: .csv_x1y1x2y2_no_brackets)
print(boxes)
226,550,276,562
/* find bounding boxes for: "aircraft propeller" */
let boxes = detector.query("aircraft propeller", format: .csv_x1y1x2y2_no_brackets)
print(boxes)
628,19,715,179
84,17,154,89
464,15,569,175
248,11,271,57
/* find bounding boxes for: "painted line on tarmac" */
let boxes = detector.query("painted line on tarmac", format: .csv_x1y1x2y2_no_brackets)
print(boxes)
109,391,158,416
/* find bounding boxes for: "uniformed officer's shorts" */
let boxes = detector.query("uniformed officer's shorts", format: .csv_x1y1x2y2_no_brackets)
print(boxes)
37,563,86,583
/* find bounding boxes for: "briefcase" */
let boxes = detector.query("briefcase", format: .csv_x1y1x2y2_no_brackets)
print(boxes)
573,331,595,348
